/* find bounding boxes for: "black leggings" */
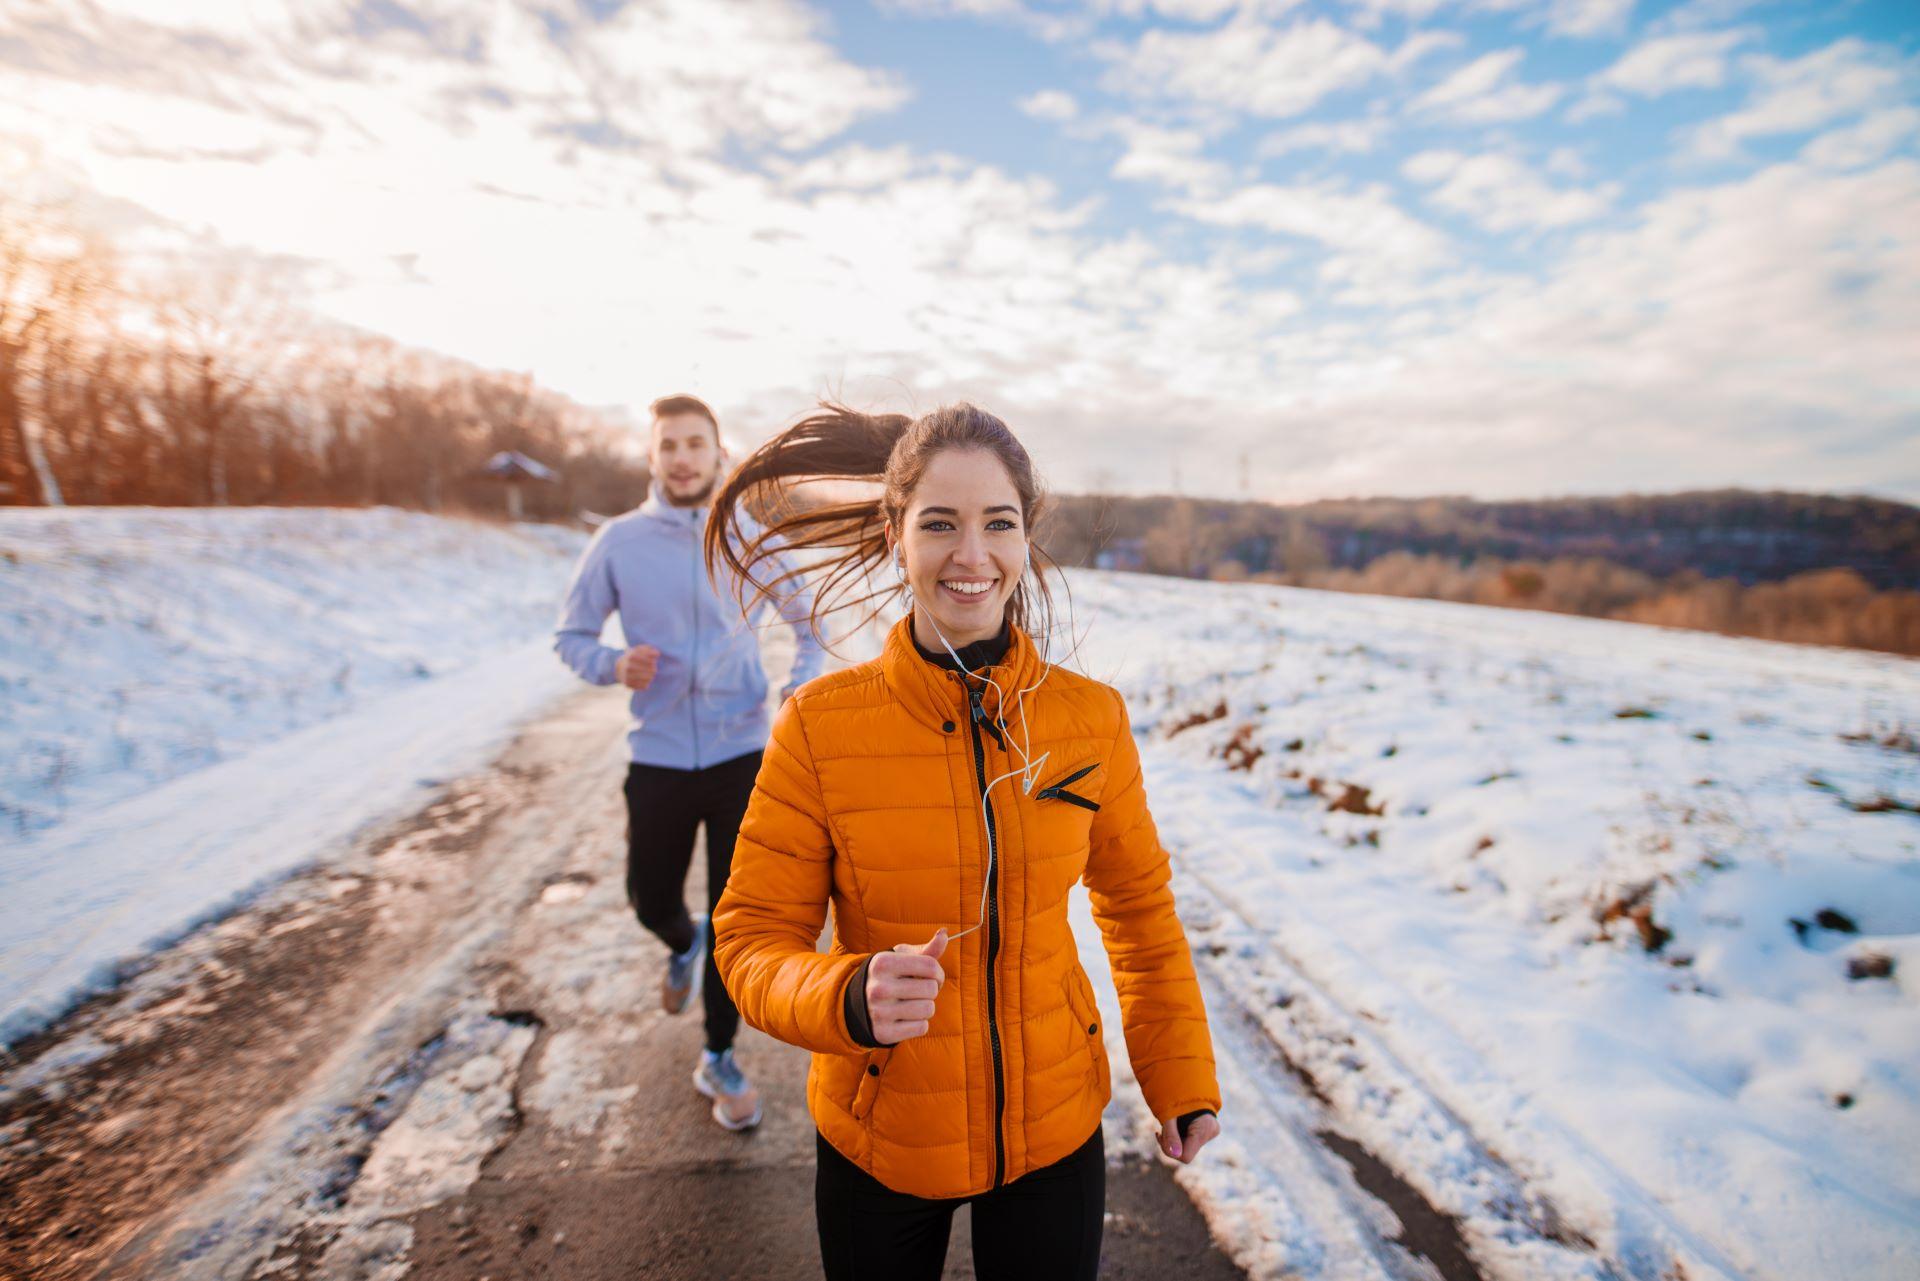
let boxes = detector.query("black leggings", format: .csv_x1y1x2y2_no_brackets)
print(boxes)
622,750,760,1054
814,1125,1104,1280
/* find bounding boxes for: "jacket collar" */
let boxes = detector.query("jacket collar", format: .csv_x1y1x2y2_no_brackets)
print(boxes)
881,611,1045,735
637,492,706,529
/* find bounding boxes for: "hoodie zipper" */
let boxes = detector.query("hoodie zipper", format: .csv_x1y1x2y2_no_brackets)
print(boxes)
687,515,701,767
964,680,1008,1190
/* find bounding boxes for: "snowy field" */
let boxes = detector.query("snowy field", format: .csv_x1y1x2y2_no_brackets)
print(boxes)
3,509,1916,1279
1057,571,1919,1280
0,507,588,1042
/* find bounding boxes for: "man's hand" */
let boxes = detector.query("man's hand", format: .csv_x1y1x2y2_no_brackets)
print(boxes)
866,929,948,1045
1157,1112,1220,1165
615,644,659,691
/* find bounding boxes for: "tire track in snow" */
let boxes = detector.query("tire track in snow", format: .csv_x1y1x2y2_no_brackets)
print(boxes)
1147,740,1752,1281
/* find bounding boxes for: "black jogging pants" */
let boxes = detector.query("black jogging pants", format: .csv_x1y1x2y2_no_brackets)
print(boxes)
622,749,761,1054
814,1123,1104,1280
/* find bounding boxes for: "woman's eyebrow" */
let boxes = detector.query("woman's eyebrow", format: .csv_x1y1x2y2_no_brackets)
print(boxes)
917,505,1019,517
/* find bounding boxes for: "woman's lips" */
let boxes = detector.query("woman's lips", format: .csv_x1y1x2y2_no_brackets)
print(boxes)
939,579,997,603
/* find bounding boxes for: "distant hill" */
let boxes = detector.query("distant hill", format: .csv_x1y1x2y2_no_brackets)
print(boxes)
1042,489,1920,590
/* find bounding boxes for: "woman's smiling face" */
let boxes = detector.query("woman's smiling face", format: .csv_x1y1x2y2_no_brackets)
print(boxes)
890,447,1028,650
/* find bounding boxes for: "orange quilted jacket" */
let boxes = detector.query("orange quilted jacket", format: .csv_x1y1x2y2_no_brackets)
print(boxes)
712,614,1220,1198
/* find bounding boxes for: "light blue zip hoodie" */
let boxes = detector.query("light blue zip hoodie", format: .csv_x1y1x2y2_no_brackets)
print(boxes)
553,495,827,769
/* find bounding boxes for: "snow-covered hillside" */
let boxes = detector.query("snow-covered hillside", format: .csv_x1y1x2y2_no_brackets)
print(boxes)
3,509,1915,1278
0,507,590,1042
1,507,584,837
1059,571,1919,1280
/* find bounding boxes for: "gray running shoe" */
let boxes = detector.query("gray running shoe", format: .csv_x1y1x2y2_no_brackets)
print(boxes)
692,1047,763,1131
662,913,707,1014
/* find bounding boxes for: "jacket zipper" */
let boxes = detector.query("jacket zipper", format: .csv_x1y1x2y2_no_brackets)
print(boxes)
1035,762,1101,811
965,682,1008,1189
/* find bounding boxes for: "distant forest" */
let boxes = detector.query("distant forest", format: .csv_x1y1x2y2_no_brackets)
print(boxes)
0,198,648,520
6,198,1914,657
1040,491,1920,657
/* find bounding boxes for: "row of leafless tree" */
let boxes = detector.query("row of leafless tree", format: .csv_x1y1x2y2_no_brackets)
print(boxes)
1044,489,1920,589
1209,553,1920,657
1041,493,1920,655
0,199,648,518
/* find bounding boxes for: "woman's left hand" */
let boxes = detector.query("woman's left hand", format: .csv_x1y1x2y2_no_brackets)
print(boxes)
1157,1113,1220,1164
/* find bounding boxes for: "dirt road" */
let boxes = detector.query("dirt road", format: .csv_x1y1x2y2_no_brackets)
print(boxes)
0,690,1247,1279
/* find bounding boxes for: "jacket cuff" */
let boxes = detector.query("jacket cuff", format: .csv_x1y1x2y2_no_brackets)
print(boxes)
593,645,622,686
1140,1055,1222,1126
1176,1108,1215,1141
841,954,882,1048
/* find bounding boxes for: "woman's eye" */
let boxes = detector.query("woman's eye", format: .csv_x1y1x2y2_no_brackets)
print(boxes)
919,519,1018,532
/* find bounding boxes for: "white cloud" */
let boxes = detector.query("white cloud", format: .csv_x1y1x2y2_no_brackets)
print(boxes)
1388,28,1468,72
1404,149,1615,230
1801,105,1920,171
1090,0,1248,19
1594,29,1749,95
2,0,1915,503
1099,16,1417,118
1347,0,1631,39
1108,119,1230,192
1542,0,1634,38
1343,0,1455,26
1258,116,1391,157
880,0,1031,17
0,0,910,163
1170,179,1452,277
1563,92,1626,123
1308,157,1920,500
1545,146,1590,178
1412,48,1564,123
1689,39,1911,159
1649,0,1774,35
839,0,1096,44
1018,89,1080,121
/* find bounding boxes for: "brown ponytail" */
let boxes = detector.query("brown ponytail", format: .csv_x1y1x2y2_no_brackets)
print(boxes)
704,400,1063,656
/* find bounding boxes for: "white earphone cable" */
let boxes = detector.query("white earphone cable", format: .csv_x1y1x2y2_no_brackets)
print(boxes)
896,546,1055,941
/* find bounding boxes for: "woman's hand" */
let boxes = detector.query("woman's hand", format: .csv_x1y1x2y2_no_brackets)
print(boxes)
865,929,948,1045
1157,1112,1220,1164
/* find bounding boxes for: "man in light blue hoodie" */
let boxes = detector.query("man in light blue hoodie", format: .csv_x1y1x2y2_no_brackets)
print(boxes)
554,393,825,1131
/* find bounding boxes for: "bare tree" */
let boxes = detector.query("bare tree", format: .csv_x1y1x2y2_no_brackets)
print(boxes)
0,198,110,505
151,268,292,505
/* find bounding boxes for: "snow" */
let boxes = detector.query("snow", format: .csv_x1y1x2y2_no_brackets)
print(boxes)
0,507,590,1043
5,508,1917,1279
1057,570,1920,1280
304,1000,539,1281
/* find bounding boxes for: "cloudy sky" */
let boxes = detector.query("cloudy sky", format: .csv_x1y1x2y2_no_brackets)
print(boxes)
2,0,1916,502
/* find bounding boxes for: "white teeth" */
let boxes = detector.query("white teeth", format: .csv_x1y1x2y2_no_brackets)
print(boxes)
942,580,992,595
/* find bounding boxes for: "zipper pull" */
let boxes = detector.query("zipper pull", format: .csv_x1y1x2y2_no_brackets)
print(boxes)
970,689,1006,749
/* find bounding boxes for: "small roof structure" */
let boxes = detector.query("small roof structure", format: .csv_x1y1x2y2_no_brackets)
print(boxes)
484,450,558,482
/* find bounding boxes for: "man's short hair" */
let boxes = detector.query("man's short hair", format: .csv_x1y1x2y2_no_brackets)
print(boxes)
649,393,720,442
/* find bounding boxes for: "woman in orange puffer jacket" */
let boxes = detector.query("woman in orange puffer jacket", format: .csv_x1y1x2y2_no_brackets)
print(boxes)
705,401,1222,1280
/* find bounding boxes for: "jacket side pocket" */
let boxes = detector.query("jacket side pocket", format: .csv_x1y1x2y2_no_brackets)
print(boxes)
1062,967,1110,1098
851,1044,894,1122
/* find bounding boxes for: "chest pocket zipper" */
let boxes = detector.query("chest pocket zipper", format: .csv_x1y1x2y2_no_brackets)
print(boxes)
1036,762,1101,812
